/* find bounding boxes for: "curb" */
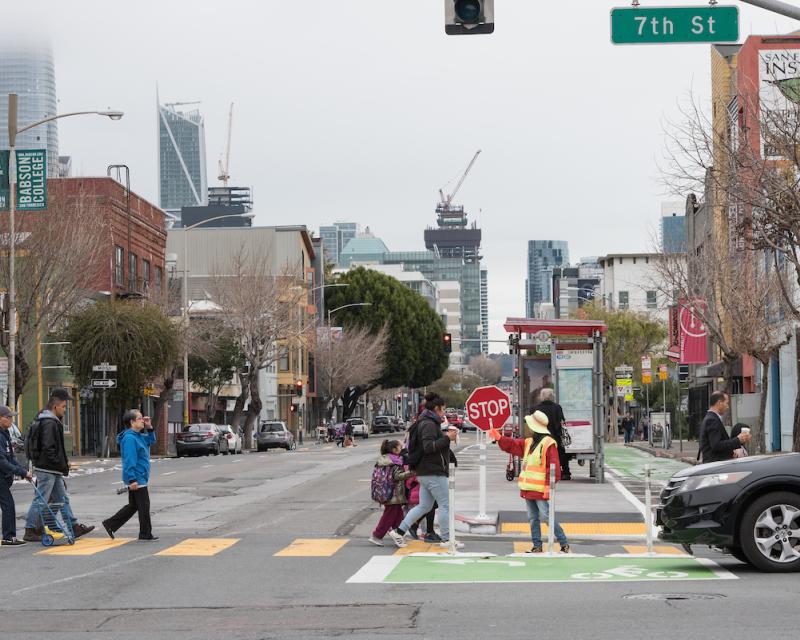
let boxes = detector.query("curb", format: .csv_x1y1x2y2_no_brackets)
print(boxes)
628,443,698,466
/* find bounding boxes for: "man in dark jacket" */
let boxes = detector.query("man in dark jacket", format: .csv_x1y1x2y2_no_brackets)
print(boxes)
0,406,32,545
23,388,94,542
699,391,751,463
535,388,571,480
387,397,459,548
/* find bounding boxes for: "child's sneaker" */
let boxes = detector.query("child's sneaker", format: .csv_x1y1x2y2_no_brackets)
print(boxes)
422,532,443,543
386,529,407,548
368,536,384,547
526,546,544,553
407,527,420,541
560,544,570,553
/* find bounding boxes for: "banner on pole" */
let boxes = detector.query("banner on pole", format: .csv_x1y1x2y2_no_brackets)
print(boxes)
15,149,47,211
0,150,9,211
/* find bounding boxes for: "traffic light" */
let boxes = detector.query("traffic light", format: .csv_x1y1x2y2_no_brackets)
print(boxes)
289,404,297,413
445,0,495,35
295,379,303,396
443,333,452,353
513,366,519,378
508,333,519,354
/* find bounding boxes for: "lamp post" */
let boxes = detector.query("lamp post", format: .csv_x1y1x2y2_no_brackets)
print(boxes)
5,93,123,410
326,303,372,421
181,212,255,425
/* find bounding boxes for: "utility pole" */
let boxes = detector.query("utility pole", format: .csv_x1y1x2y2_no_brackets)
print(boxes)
739,0,800,21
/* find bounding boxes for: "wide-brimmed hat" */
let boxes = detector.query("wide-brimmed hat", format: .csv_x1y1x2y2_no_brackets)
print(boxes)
524,410,550,435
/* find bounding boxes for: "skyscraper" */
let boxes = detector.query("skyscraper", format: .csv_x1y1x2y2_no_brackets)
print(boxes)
319,221,359,266
0,41,59,177
158,102,207,223
526,240,569,317
480,268,489,355
661,202,687,253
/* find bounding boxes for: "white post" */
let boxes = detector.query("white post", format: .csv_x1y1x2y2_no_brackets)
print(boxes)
478,420,488,518
448,464,457,555
645,463,653,554
548,462,556,555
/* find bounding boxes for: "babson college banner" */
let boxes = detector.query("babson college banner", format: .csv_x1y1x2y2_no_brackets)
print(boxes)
15,149,47,211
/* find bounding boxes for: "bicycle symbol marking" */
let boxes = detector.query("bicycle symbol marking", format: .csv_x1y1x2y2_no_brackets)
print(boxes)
571,565,690,580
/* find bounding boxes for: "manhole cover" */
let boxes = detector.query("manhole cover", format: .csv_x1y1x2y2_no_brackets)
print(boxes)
623,593,726,601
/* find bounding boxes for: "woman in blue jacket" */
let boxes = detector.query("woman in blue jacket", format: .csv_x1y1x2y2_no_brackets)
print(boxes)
102,410,158,541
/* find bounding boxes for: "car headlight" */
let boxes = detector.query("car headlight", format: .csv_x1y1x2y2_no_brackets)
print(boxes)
677,471,751,493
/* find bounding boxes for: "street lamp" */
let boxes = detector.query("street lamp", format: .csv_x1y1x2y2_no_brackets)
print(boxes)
5,93,124,410
326,302,372,417
181,212,256,425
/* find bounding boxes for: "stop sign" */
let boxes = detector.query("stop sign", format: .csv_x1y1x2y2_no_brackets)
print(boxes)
465,385,512,431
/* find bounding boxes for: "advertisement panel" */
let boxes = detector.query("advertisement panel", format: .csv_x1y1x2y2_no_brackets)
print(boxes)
678,303,708,365
759,49,800,159
0,150,8,211
15,149,47,211
557,369,594,453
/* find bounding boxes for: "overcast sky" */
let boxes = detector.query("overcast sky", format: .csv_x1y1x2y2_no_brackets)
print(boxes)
5,1,799,347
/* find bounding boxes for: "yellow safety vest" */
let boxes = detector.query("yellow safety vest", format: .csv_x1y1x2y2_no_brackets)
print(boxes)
518,436,557,498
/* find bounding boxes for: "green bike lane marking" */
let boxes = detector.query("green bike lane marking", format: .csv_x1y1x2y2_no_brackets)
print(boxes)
347,555,736,584
604,445,689,483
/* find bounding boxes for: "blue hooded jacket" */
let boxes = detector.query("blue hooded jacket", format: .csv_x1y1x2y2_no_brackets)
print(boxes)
116,428,156,486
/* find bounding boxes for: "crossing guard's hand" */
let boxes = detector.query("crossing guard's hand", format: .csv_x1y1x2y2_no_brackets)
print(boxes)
487,428,502,442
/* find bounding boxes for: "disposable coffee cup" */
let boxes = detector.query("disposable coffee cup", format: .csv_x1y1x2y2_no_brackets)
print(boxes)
741,427,750,436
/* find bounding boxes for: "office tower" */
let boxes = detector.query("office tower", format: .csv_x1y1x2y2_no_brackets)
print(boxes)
0,41,59,176
661,202,687,253
526,240,569,317
319,221,359,266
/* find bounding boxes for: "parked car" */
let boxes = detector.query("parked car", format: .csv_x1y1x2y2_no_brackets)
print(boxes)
446,410,471,432
371,416,394,434
175,423,229,457
391,417,406,432
347,417,369,439
657,453,800,572
217,425,243,454
256,421,296,451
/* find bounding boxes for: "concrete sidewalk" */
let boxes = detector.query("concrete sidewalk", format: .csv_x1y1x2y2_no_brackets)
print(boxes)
629,440,700,466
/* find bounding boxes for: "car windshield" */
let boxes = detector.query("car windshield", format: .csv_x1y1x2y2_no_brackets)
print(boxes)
261,423,284,433
183,424,215,433
349,419,364,425
375,417,389,423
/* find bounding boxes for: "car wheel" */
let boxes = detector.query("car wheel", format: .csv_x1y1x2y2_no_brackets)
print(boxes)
739,491,800,572
213,445,220,456
728,546,749,564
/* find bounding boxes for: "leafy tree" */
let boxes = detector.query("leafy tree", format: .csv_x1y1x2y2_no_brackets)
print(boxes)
64,300,179,407
325,267,449,418
429,369,482,408
188,329,246,422
468,355,502,385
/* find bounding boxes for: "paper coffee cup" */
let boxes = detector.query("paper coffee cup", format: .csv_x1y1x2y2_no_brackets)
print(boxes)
741,427,750,435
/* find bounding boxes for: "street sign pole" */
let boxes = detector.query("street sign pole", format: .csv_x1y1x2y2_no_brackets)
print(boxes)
102,367,108,458
479,419,489,519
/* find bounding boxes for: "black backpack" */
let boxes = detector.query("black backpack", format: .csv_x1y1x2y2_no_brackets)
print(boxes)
24,419,41,461
406,420,424,469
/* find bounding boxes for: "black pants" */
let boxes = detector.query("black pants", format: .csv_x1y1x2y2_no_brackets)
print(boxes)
105,486,151,537
0,476,16,540
414,501,437,533
558,444,571,478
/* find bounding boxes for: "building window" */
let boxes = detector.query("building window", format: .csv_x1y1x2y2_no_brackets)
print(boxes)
143,260,151,289
619,291,629,310
114,246,124,286
154,266,163,297
279,347,289,372
646,290,657,309
128,252,137,290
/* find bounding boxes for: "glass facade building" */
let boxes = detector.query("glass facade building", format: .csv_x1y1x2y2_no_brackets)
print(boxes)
661,214,687,253
526,240,569,317
480,268,489,355
0,42,59,177
158,104,207,223
319,221,359,266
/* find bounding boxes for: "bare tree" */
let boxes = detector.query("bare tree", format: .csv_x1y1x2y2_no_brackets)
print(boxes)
0,195,105,400
209,247,310,445
315,325,387,421
467,355,501,386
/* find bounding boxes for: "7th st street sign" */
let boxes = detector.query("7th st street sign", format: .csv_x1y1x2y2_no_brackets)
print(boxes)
611,5,739,44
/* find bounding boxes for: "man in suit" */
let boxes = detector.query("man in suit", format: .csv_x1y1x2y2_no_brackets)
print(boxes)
699,391,751,463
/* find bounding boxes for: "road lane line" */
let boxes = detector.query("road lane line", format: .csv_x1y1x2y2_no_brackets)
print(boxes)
37,537,134,556
623,544,684,555
347,556,402,583
162,471,177,476
274,538,349,557
156,538,240,557
202,464,213,468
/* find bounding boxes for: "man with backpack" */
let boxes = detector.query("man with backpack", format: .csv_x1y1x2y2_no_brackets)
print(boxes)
23,388,94,542
387,396,460,549
0,406,33,546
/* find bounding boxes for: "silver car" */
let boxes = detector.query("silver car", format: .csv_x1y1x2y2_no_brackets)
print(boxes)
256,421,296,451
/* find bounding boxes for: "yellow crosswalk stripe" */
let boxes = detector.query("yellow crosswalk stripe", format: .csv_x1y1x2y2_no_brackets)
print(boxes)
274,538,349,557
37,537,134,556
513,541,553,553
156,538,240,557
500,522,646,535
623,544,685,555
393,540,439,556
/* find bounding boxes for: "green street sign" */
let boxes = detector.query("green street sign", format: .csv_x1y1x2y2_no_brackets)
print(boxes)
0,150,9,211
15,149,47,211
611,6,739,45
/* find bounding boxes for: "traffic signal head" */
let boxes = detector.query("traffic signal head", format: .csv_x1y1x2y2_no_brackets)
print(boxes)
289,404,297,413
513,366,519,378
445,0,494,35
295,379,303,396
443,333,452,353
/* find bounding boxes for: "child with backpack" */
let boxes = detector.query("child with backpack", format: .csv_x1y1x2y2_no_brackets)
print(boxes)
369,439,414,547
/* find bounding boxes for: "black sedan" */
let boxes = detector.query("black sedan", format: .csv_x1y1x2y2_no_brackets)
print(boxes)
657,453,800,572
371,416,394,434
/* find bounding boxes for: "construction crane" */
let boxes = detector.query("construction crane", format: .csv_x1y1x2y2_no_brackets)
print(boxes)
438,149,481,211
218,103,234,187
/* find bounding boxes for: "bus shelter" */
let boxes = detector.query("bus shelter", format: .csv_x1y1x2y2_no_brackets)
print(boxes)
504,318,608,483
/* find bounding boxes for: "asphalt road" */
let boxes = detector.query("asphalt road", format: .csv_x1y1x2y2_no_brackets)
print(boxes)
2,433,799,639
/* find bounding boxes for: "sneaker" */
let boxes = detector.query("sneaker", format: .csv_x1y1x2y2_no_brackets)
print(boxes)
368,536,384,547
386,529,407,548
422,532,443,543
72,523,95,539
560,544,570,553
527,546,544,553
23,528,41,543
101,520,115,540
407,528,420,541
1,538,26,546
438,540,465,549
138,534,159,541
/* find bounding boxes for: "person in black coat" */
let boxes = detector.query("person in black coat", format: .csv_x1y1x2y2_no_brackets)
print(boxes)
535,389,571,480
699,391,751,463
0,406,32,545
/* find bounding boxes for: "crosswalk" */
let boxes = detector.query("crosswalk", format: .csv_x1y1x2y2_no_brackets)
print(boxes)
9,535,684,559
